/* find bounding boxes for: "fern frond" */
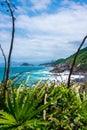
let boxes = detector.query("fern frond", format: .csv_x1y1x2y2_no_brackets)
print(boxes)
0,110,17,125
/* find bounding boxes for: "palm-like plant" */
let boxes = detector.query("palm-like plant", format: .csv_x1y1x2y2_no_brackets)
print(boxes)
0,80,50,130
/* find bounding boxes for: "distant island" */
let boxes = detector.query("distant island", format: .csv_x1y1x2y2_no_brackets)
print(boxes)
21,63,34,66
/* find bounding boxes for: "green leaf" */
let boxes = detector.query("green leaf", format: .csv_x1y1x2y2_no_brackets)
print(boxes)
0,110,17,125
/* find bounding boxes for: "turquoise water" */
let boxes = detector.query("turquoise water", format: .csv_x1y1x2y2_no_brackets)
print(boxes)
0,65,84,85
0,66,53,85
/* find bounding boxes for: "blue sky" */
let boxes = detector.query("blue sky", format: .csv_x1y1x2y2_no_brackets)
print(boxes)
0,0,87,64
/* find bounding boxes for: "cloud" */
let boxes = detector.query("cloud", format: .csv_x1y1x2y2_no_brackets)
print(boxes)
9,34,78,64
0,1,87,64
2,3,87,39
30,0,52,11
16,0,52,13
0,12,11,29
16,3,87,41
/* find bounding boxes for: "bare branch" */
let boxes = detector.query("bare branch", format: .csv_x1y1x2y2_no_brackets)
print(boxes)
67,35,87,88
43,93,47,120
0,0,16,100
0,44,6,81
5,0,15,81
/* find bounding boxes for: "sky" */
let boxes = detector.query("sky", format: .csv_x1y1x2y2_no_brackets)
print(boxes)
0,0,87,64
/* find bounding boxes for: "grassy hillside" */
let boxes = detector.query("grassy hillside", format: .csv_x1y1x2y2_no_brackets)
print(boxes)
66,47,87,65
55,58,65,64
55,47,87,66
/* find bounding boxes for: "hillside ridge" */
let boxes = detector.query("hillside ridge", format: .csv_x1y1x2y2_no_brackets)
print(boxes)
50,47,87,74
55,47,87,66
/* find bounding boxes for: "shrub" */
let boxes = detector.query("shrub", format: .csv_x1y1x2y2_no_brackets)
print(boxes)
0,80,87,129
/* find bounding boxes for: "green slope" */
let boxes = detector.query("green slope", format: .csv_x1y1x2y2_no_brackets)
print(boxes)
55,58,65,64
65,47,87,65
55,47,87,70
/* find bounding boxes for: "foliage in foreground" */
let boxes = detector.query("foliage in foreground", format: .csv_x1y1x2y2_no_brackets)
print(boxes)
0,80,87,129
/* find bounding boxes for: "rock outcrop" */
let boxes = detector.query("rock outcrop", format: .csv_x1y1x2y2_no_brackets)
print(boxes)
50,63,70,73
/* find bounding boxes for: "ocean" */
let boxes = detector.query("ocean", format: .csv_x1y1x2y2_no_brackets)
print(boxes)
0,65,85,85
0,66,54,85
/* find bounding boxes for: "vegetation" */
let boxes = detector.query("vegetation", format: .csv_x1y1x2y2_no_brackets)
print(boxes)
0,80,50,129
0,80,87,129
0,1,87,130
55,47,87,67
54,58,65,65
67,36,87,87
66,47,87,66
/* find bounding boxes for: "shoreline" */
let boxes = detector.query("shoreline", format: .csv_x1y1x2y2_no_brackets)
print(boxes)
47,70,87,84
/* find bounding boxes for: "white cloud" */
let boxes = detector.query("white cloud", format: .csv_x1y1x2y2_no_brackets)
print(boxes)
16,0,52,13
30,0,52,11
0,12,11,29
2,4,87,39
16,3,87,40
0,1,87,64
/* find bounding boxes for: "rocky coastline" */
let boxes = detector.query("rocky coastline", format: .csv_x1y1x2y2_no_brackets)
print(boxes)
49,63,87,84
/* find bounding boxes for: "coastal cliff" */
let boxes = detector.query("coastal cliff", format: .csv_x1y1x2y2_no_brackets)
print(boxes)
50,47,87,75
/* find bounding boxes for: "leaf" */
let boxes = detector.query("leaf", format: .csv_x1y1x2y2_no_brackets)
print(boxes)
0,110,17,125
6,91,16,120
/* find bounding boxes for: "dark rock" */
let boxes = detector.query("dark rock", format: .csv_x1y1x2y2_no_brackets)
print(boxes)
72,63,87,75
50,63,70,73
